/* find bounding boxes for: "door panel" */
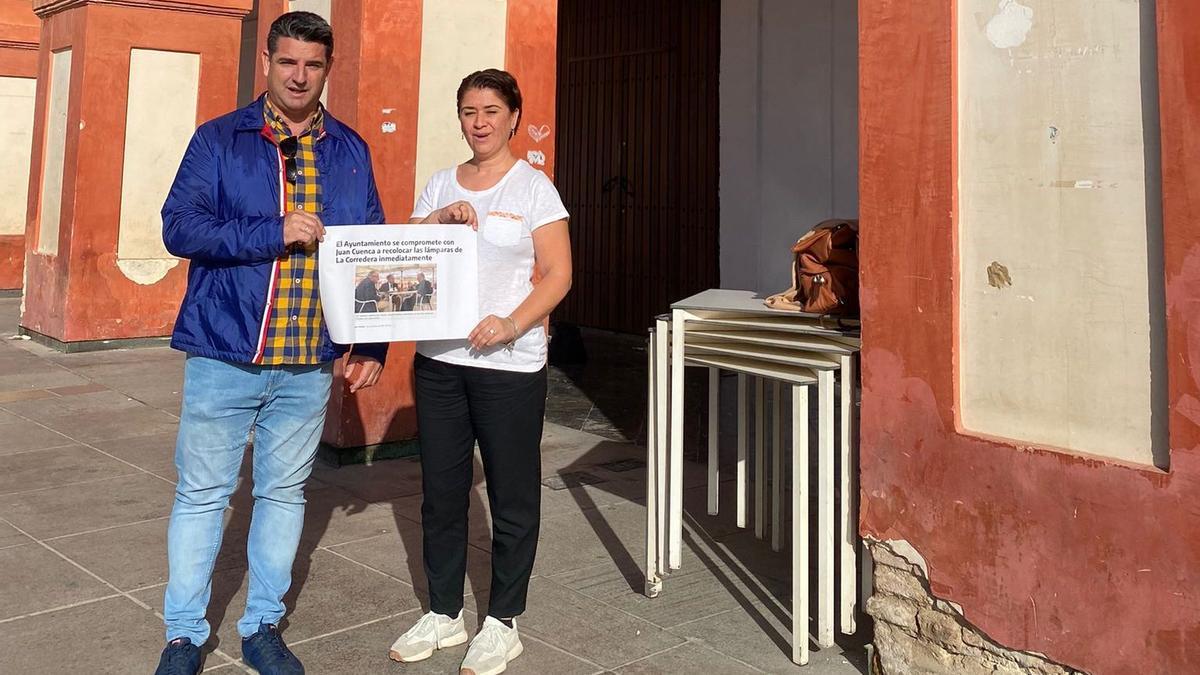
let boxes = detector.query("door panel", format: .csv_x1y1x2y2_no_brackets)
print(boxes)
555,0,719,334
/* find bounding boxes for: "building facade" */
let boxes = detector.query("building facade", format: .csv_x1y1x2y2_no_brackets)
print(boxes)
2,1,1197,672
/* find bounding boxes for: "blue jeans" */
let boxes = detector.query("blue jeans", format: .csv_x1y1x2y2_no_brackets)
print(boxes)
163,356,333,645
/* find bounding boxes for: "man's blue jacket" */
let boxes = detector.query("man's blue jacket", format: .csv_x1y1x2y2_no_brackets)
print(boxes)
162,96,388,365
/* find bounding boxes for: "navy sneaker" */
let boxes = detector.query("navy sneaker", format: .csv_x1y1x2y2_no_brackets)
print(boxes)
154,637,201,675
242,623,304,675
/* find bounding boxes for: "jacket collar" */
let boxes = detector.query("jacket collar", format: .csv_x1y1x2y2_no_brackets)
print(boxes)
235,94,345,140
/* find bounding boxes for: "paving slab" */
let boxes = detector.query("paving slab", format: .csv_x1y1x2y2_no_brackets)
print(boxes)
0,519,32,549
0,444,140,495
533,501,649,580
35,406,180,443
0,389,144,421
0,418,75,456
309,455,424,503
0,368,91,392
0,542,114,620
328,525,495,601
614,641,762,674
540,481,646,521
517,577,685,669
90,431,179,479
668,601,869,674
550,555,777,630
0,472,174,540
50,517,202,592
0,596,201,674
289,484,404,549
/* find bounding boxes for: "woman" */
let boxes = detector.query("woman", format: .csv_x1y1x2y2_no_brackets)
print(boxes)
387,69,571,675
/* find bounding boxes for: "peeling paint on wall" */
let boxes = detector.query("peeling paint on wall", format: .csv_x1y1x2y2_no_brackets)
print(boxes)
986,261,1011,289
866,539,1082,675
985,0,1033,49
116,258,179,285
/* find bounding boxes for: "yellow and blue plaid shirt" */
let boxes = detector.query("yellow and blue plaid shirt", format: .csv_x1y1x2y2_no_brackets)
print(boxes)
259,98,325,365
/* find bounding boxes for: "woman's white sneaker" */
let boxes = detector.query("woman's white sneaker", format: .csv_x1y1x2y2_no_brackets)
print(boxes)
388,610,468,662
459,616,523,675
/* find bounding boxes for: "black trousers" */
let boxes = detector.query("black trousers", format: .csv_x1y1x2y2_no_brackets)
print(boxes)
413,353,546,618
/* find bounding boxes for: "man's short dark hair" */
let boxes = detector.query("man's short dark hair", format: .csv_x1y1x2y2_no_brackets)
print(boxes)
267,11,334,60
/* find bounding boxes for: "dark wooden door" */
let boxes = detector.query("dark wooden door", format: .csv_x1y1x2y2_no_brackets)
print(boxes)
555,0,720,334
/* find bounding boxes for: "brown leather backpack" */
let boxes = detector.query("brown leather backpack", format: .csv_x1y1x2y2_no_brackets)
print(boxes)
764,219,859,315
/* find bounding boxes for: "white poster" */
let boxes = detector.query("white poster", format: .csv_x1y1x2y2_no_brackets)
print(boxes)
319,224,479,343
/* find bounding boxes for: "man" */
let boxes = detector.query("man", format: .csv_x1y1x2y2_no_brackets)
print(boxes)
355,270,382,313
155,12,387,675
385,273,411,311
414,271,434,310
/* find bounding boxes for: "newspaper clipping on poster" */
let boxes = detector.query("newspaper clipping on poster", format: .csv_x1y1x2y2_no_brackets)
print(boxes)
319,224,479,344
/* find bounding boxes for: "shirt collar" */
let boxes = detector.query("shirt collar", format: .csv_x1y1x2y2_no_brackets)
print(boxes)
263,96,325,140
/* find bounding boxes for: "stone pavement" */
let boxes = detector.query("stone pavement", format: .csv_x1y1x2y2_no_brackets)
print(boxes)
0,297,867,674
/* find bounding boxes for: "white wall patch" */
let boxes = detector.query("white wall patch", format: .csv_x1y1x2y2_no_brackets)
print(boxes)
117,258,179,285
986,0,1033,49
526,150,546,166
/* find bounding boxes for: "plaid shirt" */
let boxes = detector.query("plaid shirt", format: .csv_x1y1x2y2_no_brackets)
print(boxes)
259,98,325,365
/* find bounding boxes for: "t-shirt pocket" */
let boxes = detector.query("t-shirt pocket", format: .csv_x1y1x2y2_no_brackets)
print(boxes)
482,212,525,247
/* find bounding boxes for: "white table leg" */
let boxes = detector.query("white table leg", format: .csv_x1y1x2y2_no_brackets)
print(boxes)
707,367,719,515
755,377,765,539
839,354,858,633
668,311,685,570
736,373,748,529
772,380,783,552
644,332,661,597
654,317,670,577
817,369,835,648
792,384,809,666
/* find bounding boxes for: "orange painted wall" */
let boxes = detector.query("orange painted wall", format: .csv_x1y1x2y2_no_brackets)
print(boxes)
21,1,248,342
0,0,39,289
250,0,286,96
505,0,558,180
320,0,424,449
858,0,1200,672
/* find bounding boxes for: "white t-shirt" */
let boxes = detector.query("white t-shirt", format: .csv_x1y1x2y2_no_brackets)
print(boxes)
411,160,569,372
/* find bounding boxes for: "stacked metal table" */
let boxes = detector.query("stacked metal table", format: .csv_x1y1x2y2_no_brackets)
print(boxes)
644,289,861,666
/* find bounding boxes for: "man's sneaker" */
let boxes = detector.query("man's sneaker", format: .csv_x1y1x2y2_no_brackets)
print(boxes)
241,623,304,675
388,610,468,662
459,616,523,675
154,637,202,675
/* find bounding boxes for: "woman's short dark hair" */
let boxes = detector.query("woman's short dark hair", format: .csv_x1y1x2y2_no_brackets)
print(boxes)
267,11,334,60
457,69,523,125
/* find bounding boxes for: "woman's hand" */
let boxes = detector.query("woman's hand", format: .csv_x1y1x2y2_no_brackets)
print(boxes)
431,200,479,230
468,314,519,351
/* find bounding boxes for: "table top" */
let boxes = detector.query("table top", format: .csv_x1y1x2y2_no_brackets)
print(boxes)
671,289,860,330
670,289,854,319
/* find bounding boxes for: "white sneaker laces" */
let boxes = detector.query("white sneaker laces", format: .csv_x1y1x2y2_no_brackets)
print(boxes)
407,612,441,640
473,622,508,655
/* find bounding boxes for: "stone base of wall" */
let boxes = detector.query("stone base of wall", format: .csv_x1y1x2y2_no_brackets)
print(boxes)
865,539,1084,675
